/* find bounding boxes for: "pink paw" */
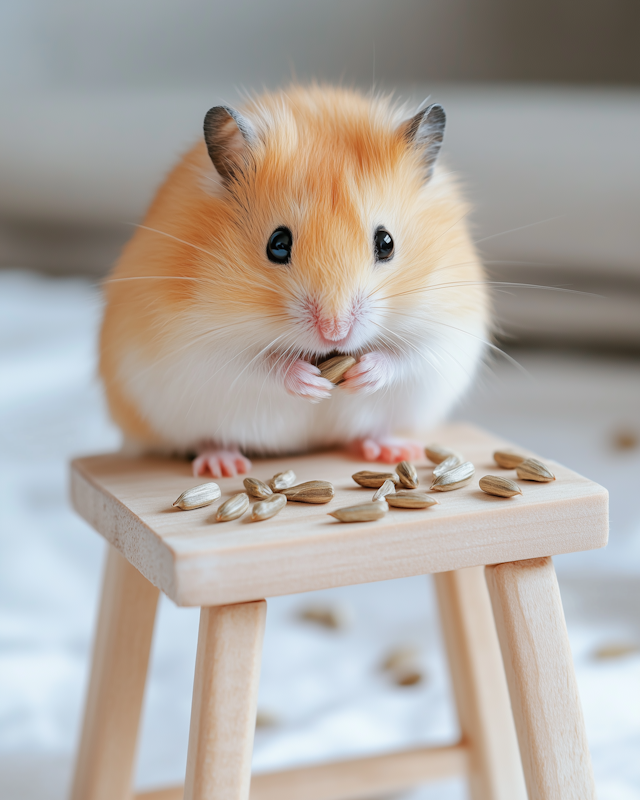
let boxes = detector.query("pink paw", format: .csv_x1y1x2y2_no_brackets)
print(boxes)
341,352,393,395
284,359,333,403
193,449,252,478
349,437,424,464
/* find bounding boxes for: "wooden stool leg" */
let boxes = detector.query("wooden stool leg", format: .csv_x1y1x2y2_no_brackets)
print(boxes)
434,567,527,800
485,557,596,800
184,600,267,800
70,545,160,800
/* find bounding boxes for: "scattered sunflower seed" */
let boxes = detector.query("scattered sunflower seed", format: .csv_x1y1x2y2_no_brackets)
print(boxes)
380,646,426,687
216,492,250,522
592,643,640,660
516,458,555,482
395,669,424,687
425,444,463,465
255,709,280,728
396,460,419,489
493,450,526,469
386,491,438,509
352,471,400,488
431,461,475,492
269,469,297,491
282,480,334,504
329,501,388,523
612,429,638,451
433,454,462,477
251,493,287,521
318,355,357,384
299,604,351,630
243,477,273,500
172,482,221,510
372,479,397,501
479,475,523,498
381,646,421,672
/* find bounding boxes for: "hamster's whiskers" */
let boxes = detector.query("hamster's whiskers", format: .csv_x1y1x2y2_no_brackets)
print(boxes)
186,330,291,420
376,307,530,379
125,223,220,260
473,216,563,246
371,319,460,390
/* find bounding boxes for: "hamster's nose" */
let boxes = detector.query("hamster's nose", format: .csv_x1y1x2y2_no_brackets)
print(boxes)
317,315,352,342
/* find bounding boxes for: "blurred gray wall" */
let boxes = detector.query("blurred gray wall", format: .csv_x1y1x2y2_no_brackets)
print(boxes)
1,1,639,348
2,0,639,93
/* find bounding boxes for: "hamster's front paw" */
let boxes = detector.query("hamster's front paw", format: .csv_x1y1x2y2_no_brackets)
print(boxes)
284,359,333,403
349,437,424,464
341,352,393,395
193,449,252,478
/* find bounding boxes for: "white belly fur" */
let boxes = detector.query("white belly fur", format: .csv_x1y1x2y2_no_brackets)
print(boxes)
120,325,485,457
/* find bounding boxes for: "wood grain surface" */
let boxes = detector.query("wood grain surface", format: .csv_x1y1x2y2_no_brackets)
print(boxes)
184,601,266,800
485,557,596,800
70,547,159,800
434,567,527,799
137,742,468,800
70,423,608,606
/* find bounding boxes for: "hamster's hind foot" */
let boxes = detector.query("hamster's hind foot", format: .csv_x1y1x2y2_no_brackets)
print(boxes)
350,437,423,464
193,449,252,478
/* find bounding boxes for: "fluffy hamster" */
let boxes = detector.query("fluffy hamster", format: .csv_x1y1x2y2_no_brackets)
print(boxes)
100,86,488,477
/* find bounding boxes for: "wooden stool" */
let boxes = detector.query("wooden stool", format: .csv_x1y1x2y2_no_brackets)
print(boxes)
68,423,607,800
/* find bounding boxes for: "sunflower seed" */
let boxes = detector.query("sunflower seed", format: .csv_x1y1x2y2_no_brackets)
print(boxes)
493,450,526,469
430,461,475,492
380,646,426,686
282,480,335,504
372,479,397,501
318,355,357,384
299,604,352,629
329,501,388,523
386,491,438,509
243,477,273,500
516,458,556,482
425,444,463,465
592,643,640,660
216,492,250,521
395,669,424,686
381,646,421,672
172,482,221,510
251,493,287,521
268,469,297,491
396,460,419,489
352,471,400,488
255,709,280,728
479,475,523,498
433,454,462,477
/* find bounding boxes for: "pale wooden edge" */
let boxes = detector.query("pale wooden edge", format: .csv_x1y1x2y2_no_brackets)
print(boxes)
70,460,176,597
70,440,609,607
184,601,267,800
137,742,469,800
433,568,527,800
70,546,159,800
171,491,608,606
485,558,596,800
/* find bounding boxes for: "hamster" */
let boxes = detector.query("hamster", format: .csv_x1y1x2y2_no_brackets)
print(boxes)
100,85,488,478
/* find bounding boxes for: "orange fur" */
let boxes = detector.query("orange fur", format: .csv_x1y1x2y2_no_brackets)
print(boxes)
100,86,487,453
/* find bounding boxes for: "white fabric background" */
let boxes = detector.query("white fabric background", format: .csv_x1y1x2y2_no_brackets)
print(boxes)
1,271,639,799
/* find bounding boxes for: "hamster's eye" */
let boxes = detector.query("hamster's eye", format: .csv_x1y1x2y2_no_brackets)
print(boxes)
374,227,394,262
266,227,293,265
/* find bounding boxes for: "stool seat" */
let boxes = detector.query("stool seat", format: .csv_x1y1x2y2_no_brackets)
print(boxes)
69,422,607,800
71,422,608,607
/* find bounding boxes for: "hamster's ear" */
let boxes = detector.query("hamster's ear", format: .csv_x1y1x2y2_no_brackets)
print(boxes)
203,105,257,183
400,103,446,181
